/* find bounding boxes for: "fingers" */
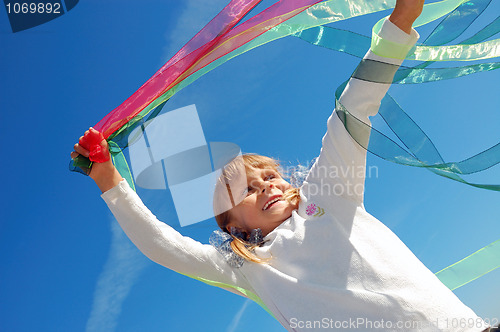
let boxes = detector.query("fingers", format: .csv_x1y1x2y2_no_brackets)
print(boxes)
72,128,92,158
73,142,90,158
76,128,96,153
90,127,109,149
72,127,110,162
79,129,91,145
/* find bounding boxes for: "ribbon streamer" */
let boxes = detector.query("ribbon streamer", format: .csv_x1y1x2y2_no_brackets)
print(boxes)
435,239,500,290
70,0,499,296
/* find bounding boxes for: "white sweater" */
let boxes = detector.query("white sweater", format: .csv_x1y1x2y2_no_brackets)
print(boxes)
102,19,486,332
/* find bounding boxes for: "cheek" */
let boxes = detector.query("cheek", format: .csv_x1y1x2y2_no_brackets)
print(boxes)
241,200,261,219
240,207,263,230
279,181,292,191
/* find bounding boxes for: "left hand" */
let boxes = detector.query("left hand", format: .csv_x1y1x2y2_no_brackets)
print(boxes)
389,0,425,34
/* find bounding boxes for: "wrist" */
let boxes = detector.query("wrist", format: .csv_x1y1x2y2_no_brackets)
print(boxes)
389,1,424,35
90,160,123,193
388,13,414,34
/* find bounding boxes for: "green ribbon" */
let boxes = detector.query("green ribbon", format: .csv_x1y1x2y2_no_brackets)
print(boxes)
108,0,499,156
104,0,499,293
108,140,135,191
372,1,500,61
435,239,500,290
183,273,275,319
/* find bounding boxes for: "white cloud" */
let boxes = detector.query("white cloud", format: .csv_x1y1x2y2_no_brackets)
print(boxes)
85,219,149,332
226,298,252,332
161,0,228,65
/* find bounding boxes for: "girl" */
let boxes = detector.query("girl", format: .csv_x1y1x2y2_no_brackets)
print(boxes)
71,1,490,330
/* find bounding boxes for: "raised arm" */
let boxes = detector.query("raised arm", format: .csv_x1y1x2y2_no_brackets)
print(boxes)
101,179,253,296
302,0,423,205
71,129,254,297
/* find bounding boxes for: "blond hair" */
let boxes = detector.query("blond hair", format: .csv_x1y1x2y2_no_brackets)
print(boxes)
214,154,300,264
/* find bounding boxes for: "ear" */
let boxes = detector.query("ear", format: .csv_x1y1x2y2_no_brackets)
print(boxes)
225,220,236,233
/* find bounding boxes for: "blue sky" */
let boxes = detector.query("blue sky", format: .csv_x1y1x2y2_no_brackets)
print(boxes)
0,1,498,331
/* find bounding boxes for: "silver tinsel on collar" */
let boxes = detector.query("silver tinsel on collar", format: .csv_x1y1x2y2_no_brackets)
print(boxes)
209,230,245,268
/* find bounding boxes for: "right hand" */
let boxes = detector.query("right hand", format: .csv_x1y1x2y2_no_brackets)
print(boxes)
71,127,110,163
71,128,123,192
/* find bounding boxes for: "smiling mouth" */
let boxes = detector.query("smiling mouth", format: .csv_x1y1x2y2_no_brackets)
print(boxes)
263,196,283,210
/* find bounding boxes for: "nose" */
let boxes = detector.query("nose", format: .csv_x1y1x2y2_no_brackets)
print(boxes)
261,182,274,193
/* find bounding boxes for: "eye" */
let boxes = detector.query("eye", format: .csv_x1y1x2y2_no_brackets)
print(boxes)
265,174,276,181
242,186,255,197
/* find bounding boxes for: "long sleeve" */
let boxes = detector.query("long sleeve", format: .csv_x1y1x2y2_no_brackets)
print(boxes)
101,179,254,297
302,19,419,205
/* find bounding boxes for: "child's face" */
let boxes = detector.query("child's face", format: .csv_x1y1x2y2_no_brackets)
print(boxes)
227,167,295,237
